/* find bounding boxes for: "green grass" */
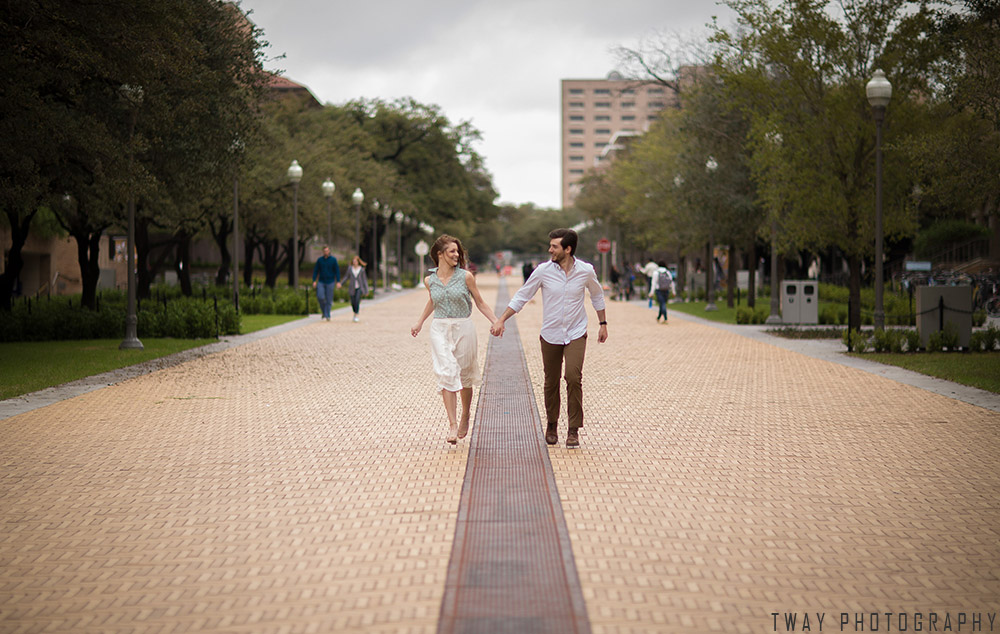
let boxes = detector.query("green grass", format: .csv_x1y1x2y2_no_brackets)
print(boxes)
240,313,308,333
0,310,341,400
0,338,215,400
667,301,746,324
851,352,1000,394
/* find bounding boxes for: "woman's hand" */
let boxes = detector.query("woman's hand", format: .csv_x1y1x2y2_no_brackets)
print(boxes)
411,323,422,337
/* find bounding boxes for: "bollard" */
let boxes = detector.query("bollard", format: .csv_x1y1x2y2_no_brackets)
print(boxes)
214,296,219,339
939,295,945,333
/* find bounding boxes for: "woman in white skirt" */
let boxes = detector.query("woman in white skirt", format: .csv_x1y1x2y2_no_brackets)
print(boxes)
411,235,499,444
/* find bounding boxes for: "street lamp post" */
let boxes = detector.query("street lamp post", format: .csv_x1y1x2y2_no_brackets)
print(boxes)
371,200,379,285
287,160,303,287
120,84,144,350
322,178,335,246
867,69,892,331
381,204,392,291
352,187,364,256
704,156,719,312
233,175,239,313
764,131,783,324
395,211,404,289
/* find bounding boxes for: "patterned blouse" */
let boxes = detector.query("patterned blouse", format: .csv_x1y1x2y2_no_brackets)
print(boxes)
429,268,472,318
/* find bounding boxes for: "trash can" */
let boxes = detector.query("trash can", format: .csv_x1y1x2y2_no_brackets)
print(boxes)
781,281,818,324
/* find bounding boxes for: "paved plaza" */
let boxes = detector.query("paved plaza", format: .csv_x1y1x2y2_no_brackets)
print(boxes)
2,273,998,633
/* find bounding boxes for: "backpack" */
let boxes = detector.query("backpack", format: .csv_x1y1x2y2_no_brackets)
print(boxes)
656,267,672,291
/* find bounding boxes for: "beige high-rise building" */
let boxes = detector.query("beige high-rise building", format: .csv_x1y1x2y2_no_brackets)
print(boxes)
560,71,678,209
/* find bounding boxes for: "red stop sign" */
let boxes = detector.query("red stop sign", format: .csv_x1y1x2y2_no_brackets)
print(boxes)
597,238,611,253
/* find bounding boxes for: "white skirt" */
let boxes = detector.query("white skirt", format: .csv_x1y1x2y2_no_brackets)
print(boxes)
429,317,479,392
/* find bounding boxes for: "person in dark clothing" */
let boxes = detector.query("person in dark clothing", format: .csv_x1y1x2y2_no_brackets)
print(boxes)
312,246,341,321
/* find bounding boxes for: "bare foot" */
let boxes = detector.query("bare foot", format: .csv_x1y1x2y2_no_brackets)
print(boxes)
458,417,470,439
447,424,458,445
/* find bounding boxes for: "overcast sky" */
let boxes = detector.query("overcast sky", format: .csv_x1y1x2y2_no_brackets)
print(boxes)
237,0,736,209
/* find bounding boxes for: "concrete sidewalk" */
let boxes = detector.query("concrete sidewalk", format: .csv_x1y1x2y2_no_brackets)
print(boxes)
2,274,998,633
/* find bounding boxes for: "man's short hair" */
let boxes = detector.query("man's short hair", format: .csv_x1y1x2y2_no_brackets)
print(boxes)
549,228,578,256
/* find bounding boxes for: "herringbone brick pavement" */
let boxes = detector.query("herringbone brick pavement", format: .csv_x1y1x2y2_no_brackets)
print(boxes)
509,281,1000,633
2,273,998,633
1,280,499,634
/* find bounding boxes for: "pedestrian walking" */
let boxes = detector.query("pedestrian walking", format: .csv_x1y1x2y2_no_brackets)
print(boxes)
311,246,341,321
650,261,673,323
411,235,500,445
344,256,369,322
491,228,607,449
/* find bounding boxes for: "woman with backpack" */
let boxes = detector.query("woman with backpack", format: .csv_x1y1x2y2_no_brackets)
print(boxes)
649,260,673,323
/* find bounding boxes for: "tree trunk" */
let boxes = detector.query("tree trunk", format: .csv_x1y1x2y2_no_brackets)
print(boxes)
210,213,232,286
68,221,106,311
175,233,193,296
726,244,737,308
243,232,256,287
747,239,756,309
848,252,862,333
0,209,37,310
262,238,280,288
136,216,153,300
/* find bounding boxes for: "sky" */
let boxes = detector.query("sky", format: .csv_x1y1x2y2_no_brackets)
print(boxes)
237,0,737,209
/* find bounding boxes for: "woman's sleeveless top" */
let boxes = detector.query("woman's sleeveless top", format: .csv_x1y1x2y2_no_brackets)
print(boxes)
429,269,472,318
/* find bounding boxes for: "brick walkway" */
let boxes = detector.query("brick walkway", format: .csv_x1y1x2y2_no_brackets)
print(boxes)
2,273,999,633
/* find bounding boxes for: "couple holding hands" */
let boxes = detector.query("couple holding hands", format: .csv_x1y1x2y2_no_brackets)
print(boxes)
411,228,608,447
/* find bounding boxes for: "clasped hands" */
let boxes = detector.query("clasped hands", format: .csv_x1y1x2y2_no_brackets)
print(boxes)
489,320,505,338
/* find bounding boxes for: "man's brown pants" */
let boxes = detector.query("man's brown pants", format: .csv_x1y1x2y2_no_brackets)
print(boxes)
540,335,587,430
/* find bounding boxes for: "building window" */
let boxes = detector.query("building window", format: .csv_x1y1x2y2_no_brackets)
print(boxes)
648,115,659,121
595,128,611,135
622,115,635,121
621,101,635,108
570,169,584,175
569,115,584,121
648,101,665,109
594,88,611,94
648,88,664,95
595,142,608,148
569,101,585,108
569,128,584,135
569,142,584,148
595,115,611,121
569,156,584,162
569,88,584,94
595,101,611,108
622,88,635,94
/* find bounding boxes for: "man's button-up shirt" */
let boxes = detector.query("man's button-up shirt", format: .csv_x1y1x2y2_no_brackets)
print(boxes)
507,258,606,345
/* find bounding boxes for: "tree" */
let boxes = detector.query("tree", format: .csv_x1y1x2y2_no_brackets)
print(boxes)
711,0,933,328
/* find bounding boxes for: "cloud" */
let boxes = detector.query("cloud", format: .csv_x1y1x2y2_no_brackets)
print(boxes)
239,0,733,208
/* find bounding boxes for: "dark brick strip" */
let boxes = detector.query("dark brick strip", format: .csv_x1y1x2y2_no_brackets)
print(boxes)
438,279,590,634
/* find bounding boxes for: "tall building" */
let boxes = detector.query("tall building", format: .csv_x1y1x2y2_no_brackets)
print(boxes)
560,71,679,209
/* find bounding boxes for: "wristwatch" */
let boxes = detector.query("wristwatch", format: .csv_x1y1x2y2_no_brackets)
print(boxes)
599,321,607,326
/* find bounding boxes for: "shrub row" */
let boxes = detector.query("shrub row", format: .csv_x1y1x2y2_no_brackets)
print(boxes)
1,295,240,341
842,324,1000,353
1,283,373,341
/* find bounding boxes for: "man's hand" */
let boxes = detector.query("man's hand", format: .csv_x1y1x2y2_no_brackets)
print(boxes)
312,281,317,288
490,320,505,338
598,324,608,343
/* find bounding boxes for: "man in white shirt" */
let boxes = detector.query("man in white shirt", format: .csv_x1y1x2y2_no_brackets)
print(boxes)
491,228,608,448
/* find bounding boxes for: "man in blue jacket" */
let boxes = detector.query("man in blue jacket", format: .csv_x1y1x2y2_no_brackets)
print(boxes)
312,246,341,321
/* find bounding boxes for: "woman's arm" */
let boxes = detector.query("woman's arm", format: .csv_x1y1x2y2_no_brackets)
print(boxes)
466,271,498,323
411,282,434,337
